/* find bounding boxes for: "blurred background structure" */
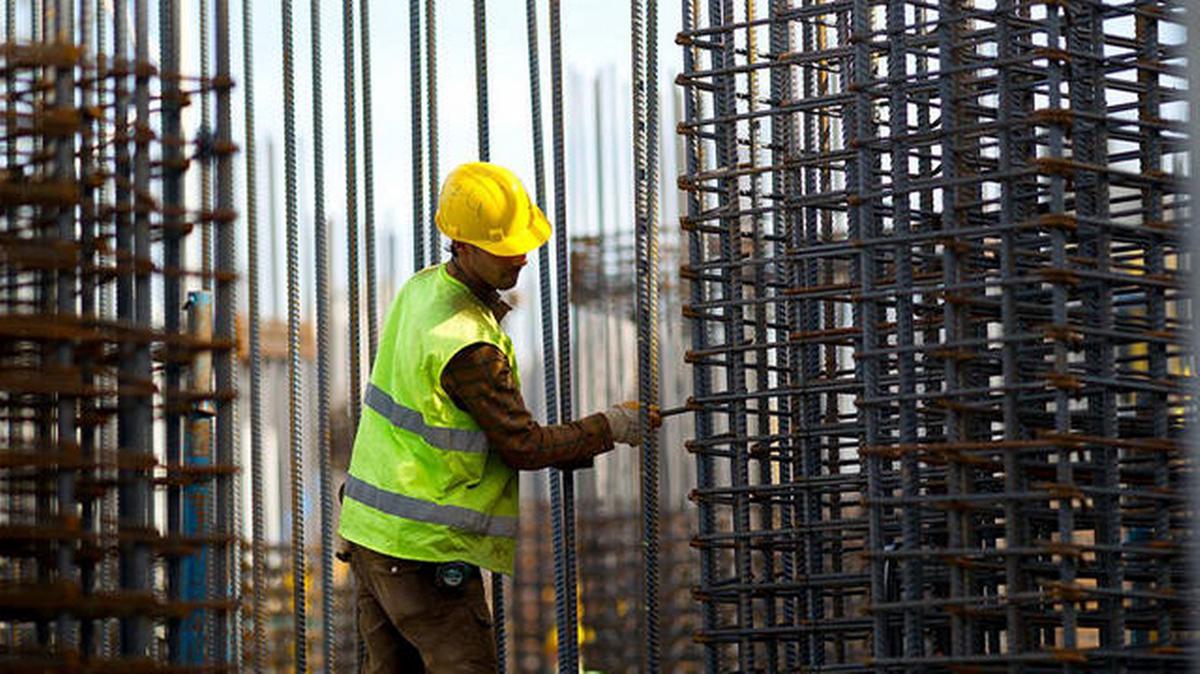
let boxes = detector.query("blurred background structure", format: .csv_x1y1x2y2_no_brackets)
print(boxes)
0,0,1194,672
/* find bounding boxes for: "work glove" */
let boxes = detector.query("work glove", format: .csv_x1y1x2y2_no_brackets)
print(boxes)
602,401,660,446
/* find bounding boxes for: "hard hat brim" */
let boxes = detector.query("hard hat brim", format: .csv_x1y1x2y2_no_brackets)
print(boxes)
473,203,552,257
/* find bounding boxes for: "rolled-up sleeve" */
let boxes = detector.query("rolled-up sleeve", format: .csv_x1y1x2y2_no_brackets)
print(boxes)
440,343,613,470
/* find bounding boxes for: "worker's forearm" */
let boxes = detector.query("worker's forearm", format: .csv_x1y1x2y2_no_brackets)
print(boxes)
492,412,613,470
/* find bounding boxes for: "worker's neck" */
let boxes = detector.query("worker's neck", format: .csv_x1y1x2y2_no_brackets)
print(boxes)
447,257,496,297
446,258,511,321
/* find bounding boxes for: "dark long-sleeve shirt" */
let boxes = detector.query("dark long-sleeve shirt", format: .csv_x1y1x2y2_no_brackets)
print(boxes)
439,261,613,470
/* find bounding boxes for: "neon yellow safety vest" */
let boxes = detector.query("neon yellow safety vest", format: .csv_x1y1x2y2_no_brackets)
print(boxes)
337,263,520,574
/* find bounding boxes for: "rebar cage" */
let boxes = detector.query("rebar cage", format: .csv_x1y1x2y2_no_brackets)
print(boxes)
0,0,248,666
678,0,1193,670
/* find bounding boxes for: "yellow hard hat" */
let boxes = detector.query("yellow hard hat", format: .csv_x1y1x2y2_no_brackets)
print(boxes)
435,162,552,257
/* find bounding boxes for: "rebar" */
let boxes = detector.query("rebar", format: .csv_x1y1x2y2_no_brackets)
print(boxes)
160,0,186,663
678,1,1193,670
0,0,254,666
115,0,153,657
0,2,1191,672
213,0,237,664
52,0,78,656
200,0,212,290
632,0,663,670
425,0,438,264
470,1,507,668
547,2,582,670
474,0,488,164
409,0,424,272
281,0,307,668
78,0,99,659
1190,14,1200,673
521,2,572,670
361,0,377,365
243,0,267,664
311,0,334,668
343,0,361,436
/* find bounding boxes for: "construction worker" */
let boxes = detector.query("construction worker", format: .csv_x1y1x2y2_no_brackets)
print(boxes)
337,162,655,673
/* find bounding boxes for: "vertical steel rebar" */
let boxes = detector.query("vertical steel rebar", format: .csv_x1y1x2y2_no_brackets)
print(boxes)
1139,2,1173,647
425,0,438,263
159,0,185,663
547,2,580,669
95,1,118,655
113,0,151,657
715,2,754,668
200,0,211,289
632,0,661,669
310,0,334,669
51,0,78,656
680,0,718,668
409,0,424,272
280,0,307,668
766,3,800,668
242,0,266,664
343,0,362,433
474,0,488,164
885,0,921,662
1188,7,1200,671
361,0,377,363
212,0,235,663
522,4,570,671
267,136,281,317
741,5,780,670
470,1,506,668
77,0,98,658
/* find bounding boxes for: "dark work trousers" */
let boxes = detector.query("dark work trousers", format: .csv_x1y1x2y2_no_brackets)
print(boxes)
350,543,497,673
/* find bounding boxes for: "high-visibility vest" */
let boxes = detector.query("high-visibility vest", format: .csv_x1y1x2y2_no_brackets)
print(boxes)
337,263,520,574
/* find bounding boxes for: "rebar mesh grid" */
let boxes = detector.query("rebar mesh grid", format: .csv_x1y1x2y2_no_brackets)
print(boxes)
678,0,1193,670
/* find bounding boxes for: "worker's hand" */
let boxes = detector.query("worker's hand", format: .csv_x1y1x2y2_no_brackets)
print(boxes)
602,401,661,446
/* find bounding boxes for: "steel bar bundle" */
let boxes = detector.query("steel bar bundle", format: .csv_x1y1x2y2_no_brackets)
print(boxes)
678,0,1193,670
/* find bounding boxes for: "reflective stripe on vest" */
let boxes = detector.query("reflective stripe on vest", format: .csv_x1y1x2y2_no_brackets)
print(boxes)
363,382,489,454
345,475,518,538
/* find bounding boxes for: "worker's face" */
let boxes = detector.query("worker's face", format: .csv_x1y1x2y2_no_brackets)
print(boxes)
458,244,528,290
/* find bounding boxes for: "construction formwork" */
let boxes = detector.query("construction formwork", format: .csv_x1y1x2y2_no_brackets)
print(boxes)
678,0,1193,671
